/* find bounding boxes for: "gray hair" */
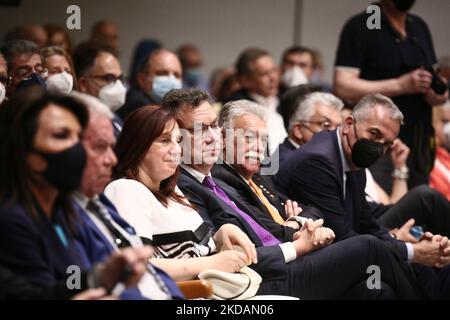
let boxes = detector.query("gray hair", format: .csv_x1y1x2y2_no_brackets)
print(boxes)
352,93,404,124
0,40,40,72
70,91,114,120
289,92,344,130
219,99,266,129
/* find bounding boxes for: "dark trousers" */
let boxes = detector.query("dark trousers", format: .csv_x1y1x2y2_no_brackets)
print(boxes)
258,235,424,299
378,185,450,237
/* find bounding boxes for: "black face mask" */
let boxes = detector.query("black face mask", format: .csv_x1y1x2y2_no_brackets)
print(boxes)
392,0,416,12
16,73,47,92
34,142,87,192
349,123,384,168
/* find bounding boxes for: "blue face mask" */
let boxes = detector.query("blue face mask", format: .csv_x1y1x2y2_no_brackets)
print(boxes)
16,73,47,92
184,68,202,87
151,75,182,102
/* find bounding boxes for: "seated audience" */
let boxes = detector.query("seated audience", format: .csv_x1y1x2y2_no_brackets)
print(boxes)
118,49,182,119
0,88,149,299
275,93,450,298
69,92,184,299
44,24,73,54
104,105,258,281
225,48,285,153
165,88,427,299
73,41,126,136
0,40,47,98
41,46,77,94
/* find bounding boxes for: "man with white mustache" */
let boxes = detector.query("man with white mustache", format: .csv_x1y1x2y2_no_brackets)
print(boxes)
212,99,323,235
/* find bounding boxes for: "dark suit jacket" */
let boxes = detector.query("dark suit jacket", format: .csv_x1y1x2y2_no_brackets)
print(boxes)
275,138,297,166
223,89,255,104
178,168,290,295
74,193,183,299
0,202,92,287
211,163,322,241
117,86,157,120
0,265,88,300
274,130,407,260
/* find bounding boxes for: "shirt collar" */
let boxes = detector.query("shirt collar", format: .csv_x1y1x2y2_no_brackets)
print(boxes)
181,164,211,183
336,128,352,173
249,92,279,110
73,191,99,209
288,138,300,149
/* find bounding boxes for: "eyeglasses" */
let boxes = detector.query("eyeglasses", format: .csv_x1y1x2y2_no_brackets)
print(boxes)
185,122,222,139
300,120,334,131
89,73,124,85
10,64,48,82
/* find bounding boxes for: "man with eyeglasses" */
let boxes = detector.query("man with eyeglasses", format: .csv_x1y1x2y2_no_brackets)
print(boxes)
0,40,47,100
275,93,450,298
275,92,344,166
73,42,126,137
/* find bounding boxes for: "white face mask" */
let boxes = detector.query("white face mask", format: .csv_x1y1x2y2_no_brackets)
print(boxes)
45,71,73,94
281,66,308,88
99,80,126,112
0,82,5,104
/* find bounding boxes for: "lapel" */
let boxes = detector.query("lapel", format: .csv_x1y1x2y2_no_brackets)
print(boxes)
180,167,263,247
34,204,84,278
252,174,287,217
330,131,363,232
212,163,267,215
73,200,115,254
99,193,137,236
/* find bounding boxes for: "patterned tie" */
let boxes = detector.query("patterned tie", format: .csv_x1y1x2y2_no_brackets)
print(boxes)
248,179,285,224
202,176,280,246
87,198,172,298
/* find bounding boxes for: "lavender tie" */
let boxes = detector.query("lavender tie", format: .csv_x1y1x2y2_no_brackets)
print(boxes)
202,176,280,246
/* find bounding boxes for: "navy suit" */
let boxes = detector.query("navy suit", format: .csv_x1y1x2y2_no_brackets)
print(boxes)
178,167,425,299
117,87,157,120
274,130,408,256
274,138,297,166
274,130,450,298
73,194,183,299
0,203,92,288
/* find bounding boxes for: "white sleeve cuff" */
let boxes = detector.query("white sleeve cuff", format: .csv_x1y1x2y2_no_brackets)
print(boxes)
405,242,414,263
279,242,297,263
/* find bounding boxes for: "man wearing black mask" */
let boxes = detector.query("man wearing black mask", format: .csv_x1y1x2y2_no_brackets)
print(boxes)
334,0,448,191
0,40,47,98
275,94,450,298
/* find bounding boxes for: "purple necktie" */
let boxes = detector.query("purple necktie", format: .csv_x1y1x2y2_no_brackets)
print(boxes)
202,176,280,246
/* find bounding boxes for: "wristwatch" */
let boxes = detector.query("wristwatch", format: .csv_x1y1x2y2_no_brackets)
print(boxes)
286,216,304,229
392,166,409,180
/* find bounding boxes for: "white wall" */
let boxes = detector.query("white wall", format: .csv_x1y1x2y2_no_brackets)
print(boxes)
0,0,449,83
0,0,296,77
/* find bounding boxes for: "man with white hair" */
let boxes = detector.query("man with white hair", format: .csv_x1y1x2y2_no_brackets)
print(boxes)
274,92,343,165
275,93,450,298
212,99,323,237
70,92,183,300
169,88,431,299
